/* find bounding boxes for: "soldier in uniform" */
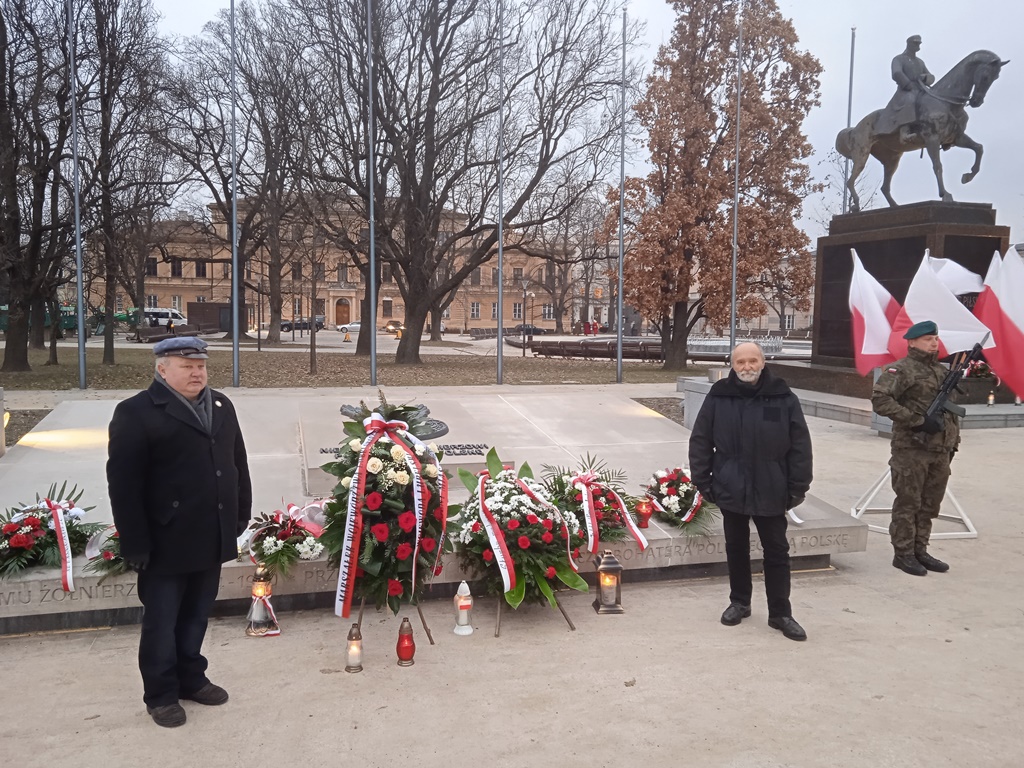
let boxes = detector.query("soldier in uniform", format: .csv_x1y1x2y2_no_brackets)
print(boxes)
871,321,957,577
878,35,935,143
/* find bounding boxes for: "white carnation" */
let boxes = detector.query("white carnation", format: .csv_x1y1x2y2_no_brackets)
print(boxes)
366,457,384,474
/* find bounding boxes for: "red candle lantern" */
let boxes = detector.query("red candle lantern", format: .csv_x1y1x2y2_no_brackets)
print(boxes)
634,498,653,529
396,617,416,666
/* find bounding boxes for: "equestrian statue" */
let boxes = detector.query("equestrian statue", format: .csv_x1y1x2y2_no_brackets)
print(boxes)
836,35,1008,212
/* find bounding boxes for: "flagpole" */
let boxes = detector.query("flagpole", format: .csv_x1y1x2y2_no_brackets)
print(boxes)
842,27,856,215
366,0,378,386
615,7,625,384
230,0,240,386
729,0,743,350
495,0,505,384
68,0,86,389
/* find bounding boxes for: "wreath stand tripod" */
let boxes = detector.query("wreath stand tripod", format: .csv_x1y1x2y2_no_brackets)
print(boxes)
850,468,977,539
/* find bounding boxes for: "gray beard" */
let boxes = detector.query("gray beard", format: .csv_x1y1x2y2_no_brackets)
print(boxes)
736,369,762,384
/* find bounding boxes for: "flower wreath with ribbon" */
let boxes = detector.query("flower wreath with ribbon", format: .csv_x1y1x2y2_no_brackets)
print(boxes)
642,467,718,535
455,449,589,609
243,501,327,578
84,525,130,584
320,396,450,618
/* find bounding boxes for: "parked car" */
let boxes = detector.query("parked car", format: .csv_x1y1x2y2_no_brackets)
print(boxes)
383,320,405,333
280,316,325,332
337,320,362,333
512,324,547,336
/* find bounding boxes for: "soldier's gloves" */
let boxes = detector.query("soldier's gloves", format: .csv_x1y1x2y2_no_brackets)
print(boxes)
788,495,805,510
127,556,150,573
912,415,943,435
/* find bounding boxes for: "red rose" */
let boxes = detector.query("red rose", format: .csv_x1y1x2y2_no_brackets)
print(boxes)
575,493,583,502
606,491,616,500
396,543,413,560
113,531,120,538
1,523,18,535
666,487,678,496
434,507,446,522
365,492,383,511
506,519,520,531
420,537,436,553
517,536,531,550
483,549,494,562
560,529,568,539
595,498,605,509
371,523,389,542
387,579,404,596
541,532,554,544
433,564,443,576
526,514,539,525
667,473,678,481
545,566,556,579
542,519,554,531
573,548,580,559
23,516,42,528
398,512,417,532
471,521,482,533
32,529,46,538
8,533,34,549
277,529,290,540
102,551,114,561
596,511,604,520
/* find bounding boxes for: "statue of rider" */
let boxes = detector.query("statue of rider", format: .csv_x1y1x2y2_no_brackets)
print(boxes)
879,35,935,142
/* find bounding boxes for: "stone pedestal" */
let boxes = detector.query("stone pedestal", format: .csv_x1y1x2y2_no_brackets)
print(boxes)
812,202,1010,366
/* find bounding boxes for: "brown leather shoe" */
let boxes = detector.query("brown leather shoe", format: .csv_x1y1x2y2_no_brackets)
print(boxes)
182,682,229,706
147,703,186,727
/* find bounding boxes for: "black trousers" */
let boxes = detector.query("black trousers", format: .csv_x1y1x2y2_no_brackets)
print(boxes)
721,510,791,619
136,566,222,707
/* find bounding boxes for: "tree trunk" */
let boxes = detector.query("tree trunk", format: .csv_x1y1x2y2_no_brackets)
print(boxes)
29,298,46,350
661,302,690,372
45,296,59,366
309,276,318,374
429,306,442,341
1,305,31,371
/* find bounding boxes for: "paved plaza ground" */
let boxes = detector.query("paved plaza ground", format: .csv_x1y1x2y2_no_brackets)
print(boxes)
0,381,1021,767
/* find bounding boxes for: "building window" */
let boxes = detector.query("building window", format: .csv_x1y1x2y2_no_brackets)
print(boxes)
513,302,523,320
293,297,302,316
146,295,159,309
171,259,182,278
195,260,207,278
491,302,498,319
222,262,230,278
382,264,392,283
196,296,207,303
382,298,393,318
245,264,252,280
338,264,347,283
171,295,182,311
470,302,480,320
471,268,481,286
291,261,302,280
784,314,795,330
315,298,325,316
512,267,523,282
314,263,325,281
491,268,499,287
442,307,450,319
145,258,158,277
541,304,553,320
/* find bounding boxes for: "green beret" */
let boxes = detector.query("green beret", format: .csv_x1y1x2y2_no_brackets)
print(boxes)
903,320,938,339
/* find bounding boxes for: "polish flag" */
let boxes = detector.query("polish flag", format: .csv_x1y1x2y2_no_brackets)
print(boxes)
848,250,899,375
974,249,1024,397
887,253,994,359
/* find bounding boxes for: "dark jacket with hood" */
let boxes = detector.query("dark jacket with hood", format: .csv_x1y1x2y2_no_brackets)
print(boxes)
688,367,813,517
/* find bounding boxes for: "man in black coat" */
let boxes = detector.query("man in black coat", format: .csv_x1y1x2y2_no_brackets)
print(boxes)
688,342,813,641
107,337,252,727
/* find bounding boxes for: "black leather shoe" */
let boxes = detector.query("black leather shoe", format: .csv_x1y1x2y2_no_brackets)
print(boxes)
768,616,807,641
720,602,751,626
182,682,229,706
147,703,186,728
893,554,927,576
916,552,949,573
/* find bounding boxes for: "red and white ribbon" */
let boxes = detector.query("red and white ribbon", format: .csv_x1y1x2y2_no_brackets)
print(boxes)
247,501,327,563
648,487,703,524
249,593,280,637
569,471,648,554
514,478,581,574
44,498,75,592
476,472,517,593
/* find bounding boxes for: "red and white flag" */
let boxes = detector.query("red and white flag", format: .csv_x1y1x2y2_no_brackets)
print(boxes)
848,250,899,375
886,253,994,359
975,249,1024,397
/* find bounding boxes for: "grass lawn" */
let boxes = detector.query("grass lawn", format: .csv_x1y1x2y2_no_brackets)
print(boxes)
0,348,701,391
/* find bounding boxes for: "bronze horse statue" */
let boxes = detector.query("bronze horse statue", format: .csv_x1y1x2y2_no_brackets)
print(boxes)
836,50,1008,212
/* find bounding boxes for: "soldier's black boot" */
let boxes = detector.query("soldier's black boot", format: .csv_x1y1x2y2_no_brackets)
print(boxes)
893,554,927,576
916,552,949,573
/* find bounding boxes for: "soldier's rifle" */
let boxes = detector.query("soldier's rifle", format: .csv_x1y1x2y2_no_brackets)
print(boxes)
924,332,991,421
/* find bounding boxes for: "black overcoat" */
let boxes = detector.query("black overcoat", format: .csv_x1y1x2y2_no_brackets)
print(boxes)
688,368,812,517
106,381,252,575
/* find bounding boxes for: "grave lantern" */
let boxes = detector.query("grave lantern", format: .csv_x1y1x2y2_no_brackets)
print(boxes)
634,498,653,529
345,624,363,673
396,617,416,666
593,550,624,614
245,562,280,637
453,580,474,636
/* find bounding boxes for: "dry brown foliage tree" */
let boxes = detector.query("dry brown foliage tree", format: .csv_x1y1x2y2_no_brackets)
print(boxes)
614,0,820,369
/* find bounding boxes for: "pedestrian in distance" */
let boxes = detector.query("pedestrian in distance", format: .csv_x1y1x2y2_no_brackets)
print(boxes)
688,342,813,641
106,336,252,727
871,320,956,577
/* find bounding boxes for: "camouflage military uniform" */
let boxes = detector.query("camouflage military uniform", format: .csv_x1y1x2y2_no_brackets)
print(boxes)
871,348,960,556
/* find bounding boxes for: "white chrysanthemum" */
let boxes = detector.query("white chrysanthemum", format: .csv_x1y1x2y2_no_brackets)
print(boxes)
260,538,284,555
659,483,669,495
349,438,362,452
664,496,681,511
390,445,406,462
655,470,668,479
296,537,324,560
394,470,410,486
341,476,352,489
366,457,384,474
422,464,438,478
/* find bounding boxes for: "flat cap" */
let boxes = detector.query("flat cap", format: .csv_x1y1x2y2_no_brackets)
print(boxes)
153,336,209,358
903,320,938,339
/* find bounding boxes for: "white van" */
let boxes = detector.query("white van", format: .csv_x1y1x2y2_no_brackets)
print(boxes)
142,308,187,329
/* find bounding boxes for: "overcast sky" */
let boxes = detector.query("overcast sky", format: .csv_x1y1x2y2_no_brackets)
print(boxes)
152,0,1022,244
